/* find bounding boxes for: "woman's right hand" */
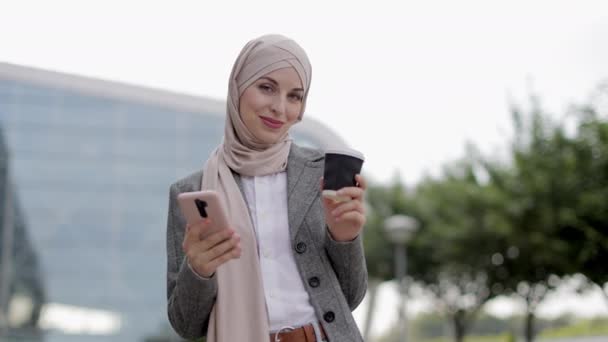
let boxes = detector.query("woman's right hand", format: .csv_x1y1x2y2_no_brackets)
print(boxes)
182,219,242,278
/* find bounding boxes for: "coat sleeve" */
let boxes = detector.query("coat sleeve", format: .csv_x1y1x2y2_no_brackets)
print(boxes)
166,182,218,339
324,230,368,310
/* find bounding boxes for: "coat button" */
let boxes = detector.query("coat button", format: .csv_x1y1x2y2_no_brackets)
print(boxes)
323,311,335,323
308,276,320,288
295,242,307,254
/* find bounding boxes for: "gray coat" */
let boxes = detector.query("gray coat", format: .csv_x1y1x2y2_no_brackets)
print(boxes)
166,144,367,341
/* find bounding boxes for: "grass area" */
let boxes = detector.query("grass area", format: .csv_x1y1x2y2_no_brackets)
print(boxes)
540,317,608,338
418,334,515,342
386,318,608,342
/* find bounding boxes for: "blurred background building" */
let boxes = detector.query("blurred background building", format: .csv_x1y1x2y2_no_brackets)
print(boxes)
0,120,45,341
0,62,346,341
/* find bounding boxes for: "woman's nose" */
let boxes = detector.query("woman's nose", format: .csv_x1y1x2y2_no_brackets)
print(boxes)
270,96,286,116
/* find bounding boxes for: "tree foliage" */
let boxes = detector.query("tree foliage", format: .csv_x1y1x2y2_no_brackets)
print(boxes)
363,85,608,342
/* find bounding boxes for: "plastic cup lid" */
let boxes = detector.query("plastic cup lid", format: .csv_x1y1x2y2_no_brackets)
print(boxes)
324,147,365,161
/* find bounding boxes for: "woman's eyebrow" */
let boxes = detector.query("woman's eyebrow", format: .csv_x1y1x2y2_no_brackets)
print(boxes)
259,76,278,85
259,76,304,92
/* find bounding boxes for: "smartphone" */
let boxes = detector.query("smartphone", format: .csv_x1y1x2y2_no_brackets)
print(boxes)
177,190,230,240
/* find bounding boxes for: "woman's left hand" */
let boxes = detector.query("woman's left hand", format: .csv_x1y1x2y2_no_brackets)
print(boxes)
322,174,367,242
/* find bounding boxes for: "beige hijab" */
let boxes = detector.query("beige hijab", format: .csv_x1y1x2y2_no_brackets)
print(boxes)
201,34,312,342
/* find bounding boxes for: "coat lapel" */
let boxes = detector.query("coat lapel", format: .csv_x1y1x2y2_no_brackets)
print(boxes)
287,145,324,241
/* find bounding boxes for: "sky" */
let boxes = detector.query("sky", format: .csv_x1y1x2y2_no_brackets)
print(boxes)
2,0,607,185
2,0,608,338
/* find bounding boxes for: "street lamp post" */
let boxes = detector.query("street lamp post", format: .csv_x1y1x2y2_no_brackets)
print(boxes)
383,215,419,342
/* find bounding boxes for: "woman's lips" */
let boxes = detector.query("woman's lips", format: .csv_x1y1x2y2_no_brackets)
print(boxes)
260,116,284,129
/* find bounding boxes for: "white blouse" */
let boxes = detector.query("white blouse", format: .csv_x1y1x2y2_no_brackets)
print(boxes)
241,172,317,331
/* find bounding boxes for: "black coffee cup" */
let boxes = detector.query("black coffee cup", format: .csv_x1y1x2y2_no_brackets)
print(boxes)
322,148,364,202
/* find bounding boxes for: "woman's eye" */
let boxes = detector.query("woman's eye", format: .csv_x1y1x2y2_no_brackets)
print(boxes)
259,84,273,92
289,93,303,102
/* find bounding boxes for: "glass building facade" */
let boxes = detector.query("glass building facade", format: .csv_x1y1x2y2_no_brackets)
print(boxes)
0,120,45,341
0,62,345,342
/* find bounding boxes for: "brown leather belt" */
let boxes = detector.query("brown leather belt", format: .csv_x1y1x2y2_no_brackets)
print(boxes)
269,323,327,342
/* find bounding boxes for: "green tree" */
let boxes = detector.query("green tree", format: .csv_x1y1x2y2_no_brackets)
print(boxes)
481,100,570,342
365,86,608,342
406,158,510,342
557,104,608,305
480,93,608,341
363,158,513,342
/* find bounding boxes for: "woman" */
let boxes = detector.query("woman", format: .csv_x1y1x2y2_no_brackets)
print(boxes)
166,34,368,342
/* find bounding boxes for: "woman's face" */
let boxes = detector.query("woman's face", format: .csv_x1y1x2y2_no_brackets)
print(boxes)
239,67,304,145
